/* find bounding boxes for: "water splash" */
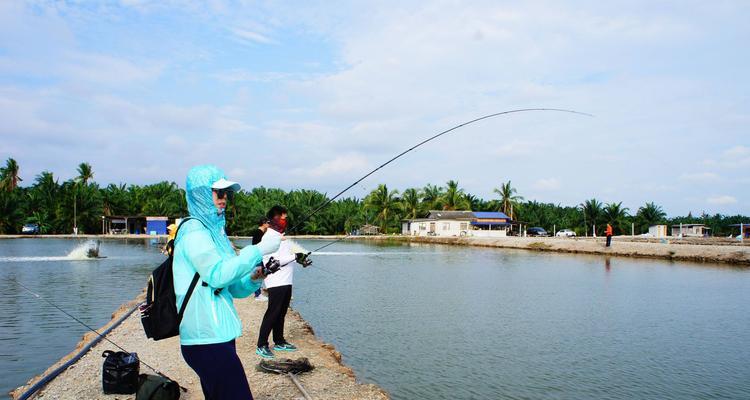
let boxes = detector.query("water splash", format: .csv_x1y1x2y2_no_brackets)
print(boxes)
0,240,104,262
66,240,101,259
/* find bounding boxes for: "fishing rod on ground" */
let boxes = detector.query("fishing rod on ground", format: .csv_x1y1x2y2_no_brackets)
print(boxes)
10,279,188,392
286,108,593,258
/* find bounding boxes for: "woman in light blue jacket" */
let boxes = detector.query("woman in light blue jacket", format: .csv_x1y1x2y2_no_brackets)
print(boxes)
173,165,280,400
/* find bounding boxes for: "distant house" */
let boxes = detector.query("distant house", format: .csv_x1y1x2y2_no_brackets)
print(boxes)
358,224,380,235
146,216,168,235
102,215,178,235
648,225,668,238
727,223,750,239
403,211,512,237
671,224,710,237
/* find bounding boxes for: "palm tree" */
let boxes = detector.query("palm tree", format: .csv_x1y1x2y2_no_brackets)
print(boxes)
465,193,482,211
580,198,603,236
440,180,469,210
365,184,400,233
422,184,443,211
71,163,93,234
603,201,630,234
0,158,22,192
636,202,667,233
77,162,94,185
401,188,421,219
493,180,523,218
0,190,23,233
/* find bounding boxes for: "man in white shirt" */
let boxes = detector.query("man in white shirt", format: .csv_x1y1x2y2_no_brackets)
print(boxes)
255,206,312,359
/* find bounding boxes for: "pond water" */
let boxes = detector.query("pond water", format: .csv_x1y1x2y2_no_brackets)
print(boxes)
2,238,750,399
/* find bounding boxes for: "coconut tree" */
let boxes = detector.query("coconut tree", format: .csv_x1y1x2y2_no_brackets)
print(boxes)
76,162,94,185
401,188,422,219
603,201,630,234
0,190,23,233
102,183,130,216
636,202,667,233
422,184,443,211
0,158,22,192
441,180,470,210
493,180,523,218
580,198,604,236
465,193,483,211
365,184,400,233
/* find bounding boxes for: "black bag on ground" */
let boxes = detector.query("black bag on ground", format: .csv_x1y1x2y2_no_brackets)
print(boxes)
137,374,180,400
102,350,139,394
140,218,204,341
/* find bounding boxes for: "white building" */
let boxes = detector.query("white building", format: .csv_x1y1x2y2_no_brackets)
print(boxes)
671,224,710,237
402,211,512,237
648,225,668,238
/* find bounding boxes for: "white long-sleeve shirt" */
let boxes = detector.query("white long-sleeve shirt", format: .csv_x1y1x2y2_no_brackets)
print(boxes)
262,228,296,288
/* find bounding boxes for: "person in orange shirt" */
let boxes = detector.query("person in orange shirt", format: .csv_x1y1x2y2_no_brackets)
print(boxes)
605,224,613,247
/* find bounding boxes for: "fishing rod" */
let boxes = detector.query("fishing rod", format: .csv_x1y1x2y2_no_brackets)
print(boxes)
287,108,592,254
11,279,187,392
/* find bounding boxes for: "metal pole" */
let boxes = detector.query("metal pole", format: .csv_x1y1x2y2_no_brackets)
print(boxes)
631,222,634,237
73,189,77,235
288,373,314,400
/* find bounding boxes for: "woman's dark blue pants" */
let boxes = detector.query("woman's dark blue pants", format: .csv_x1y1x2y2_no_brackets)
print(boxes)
181,339,253,399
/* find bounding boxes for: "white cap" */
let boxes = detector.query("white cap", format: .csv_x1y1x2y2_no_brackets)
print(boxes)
211,178,241,191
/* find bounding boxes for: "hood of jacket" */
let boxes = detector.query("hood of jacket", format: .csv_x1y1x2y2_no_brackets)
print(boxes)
185,165,234,255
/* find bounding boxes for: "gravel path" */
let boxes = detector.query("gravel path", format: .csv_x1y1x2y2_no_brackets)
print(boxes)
12,294,389,400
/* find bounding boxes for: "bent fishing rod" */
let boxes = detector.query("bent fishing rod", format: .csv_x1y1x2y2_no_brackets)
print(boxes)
11,279,187,392
286,108,592,254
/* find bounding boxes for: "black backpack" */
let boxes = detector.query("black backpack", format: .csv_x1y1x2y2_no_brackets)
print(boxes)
141,218,204,341
136,374,181,400
102,350,140,394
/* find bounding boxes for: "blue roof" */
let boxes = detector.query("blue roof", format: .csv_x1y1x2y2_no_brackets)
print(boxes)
471,221,510,226
472,211,510,219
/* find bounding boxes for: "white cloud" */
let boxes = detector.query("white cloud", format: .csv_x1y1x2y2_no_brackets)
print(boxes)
62,52,165,85
724,145,750,158
292,153,370,178
679,172,720,183
533,178,561,191
706,195,737,205
231,28,276,45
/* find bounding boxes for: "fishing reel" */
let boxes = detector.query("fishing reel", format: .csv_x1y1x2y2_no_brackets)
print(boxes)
261,257,282,275
295,252,312,267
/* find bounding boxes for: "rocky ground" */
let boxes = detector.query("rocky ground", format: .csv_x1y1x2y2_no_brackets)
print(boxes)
12,294,389,400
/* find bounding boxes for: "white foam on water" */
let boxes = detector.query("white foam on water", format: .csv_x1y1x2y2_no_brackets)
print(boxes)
0,256,77,262
66,240,100,260
0,240,104,262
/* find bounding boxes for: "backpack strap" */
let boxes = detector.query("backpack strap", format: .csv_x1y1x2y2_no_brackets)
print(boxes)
173,217,209,322
178,273,200,322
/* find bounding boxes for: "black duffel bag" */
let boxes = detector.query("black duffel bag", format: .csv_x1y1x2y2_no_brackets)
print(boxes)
102,350,139,394
137,374,180,400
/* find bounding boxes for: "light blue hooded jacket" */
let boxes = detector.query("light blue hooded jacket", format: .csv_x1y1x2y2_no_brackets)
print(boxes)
173,165,263,346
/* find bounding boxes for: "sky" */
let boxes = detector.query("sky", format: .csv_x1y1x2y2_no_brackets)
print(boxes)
1,0,748,216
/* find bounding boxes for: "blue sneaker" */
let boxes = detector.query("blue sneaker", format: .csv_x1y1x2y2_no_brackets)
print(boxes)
273,342,297,352
256,346,274,359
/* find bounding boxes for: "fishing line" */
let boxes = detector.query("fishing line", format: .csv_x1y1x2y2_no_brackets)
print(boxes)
11,279,187,392
288,108,591,235
287,108,592,256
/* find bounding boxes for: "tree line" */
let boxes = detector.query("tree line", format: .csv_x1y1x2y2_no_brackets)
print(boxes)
0,158,746,236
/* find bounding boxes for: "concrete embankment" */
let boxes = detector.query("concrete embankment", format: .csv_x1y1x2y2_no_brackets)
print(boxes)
359,235,750,266
11,294,388,400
